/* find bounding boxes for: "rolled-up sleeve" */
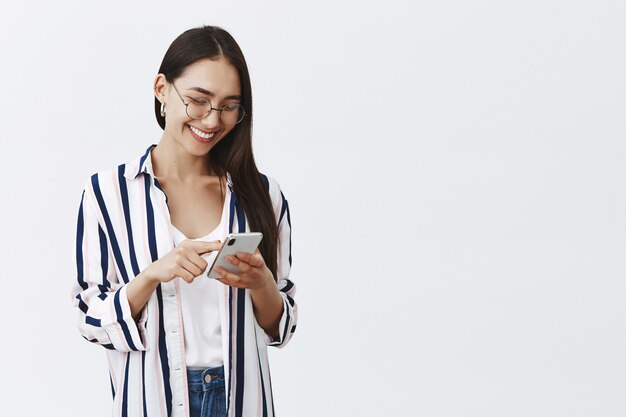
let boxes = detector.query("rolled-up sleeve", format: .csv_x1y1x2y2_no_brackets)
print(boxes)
71,181,148,352
262,179,297,348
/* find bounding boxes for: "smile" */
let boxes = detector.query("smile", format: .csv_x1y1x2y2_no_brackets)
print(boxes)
188,125,216,141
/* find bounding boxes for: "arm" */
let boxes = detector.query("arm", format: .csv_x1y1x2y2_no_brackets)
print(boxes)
70,181,148,352
249,270,284,340
259,179,298,347
127,272,160,321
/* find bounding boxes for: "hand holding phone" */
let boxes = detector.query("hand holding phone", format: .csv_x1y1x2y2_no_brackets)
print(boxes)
206,232,263,279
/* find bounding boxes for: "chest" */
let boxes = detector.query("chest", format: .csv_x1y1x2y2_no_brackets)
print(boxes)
158,178,227,239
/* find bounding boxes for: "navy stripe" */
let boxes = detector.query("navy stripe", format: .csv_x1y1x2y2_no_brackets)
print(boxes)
286,294,295,307
141,350,148,417
259,173,269,192
235,197,246,417
291,325,296,333
91,174,130,283
235,286,246,417
76,192,87,290
135,145,153,178
228,189,236,234
76,294,88,314
98,293,108,301
84,337,115,350
118,164,140,276
145,179,173,417
114,289,138,351
121,354,130,417
144,176,158,262
156,286,173,417
84,336,102,344
98,225,111,287
281,280,294,293
153,177,169,208
281,305,291,343
86,316,101,327
226,191,237,413
278,192,288,225
110,372,116,400
236,196,246,234
285,197,292,267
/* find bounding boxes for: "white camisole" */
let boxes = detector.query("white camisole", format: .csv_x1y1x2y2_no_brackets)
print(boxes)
170,187,230,370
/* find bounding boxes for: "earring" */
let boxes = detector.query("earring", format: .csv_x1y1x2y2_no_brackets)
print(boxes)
160,102,166,117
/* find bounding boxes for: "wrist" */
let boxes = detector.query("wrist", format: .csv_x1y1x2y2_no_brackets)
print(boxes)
254,271,277,293
139,270,159,287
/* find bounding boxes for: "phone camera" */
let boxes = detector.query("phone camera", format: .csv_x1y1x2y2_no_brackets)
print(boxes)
228,239,236,246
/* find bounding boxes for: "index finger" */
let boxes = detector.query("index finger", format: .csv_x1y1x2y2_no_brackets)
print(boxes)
184,240,223,255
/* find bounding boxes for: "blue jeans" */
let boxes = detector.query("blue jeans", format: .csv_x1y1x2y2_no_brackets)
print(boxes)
187,365,226,417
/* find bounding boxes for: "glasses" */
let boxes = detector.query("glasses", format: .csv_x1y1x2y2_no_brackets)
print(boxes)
170,82,246,126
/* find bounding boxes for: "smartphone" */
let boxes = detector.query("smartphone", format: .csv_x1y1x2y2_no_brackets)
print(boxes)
206,232,263,279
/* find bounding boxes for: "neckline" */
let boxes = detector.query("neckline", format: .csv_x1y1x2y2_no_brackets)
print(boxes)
170,186,230,241
172,224,220,241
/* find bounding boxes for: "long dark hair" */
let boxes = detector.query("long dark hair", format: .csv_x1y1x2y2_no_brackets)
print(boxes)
155,25,278,280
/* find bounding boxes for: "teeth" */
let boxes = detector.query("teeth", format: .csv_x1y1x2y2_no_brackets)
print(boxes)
189,125,215,139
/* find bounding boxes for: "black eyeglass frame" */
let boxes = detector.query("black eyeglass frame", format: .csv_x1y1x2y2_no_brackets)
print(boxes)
170,82,246,126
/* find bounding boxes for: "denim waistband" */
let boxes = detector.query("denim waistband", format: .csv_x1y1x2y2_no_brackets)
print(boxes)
187,365,225,392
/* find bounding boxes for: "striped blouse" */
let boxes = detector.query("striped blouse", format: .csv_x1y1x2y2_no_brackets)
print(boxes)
71,144,297,417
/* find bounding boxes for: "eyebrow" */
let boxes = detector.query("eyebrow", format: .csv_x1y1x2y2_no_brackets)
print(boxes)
186,87,241,100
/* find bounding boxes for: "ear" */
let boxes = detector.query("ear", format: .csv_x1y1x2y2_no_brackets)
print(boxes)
153,73,169,103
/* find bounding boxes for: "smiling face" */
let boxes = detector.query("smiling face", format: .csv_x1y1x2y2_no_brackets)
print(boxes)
154,57,242,157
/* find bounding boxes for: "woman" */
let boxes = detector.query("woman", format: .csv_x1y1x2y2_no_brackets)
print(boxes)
71,25,297,417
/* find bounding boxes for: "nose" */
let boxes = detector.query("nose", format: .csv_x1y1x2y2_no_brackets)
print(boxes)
200,109,221,129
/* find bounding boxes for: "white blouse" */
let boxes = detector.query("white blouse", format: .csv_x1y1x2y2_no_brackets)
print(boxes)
171,182,230,370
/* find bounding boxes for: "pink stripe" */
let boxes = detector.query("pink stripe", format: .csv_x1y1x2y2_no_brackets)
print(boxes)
137,178,148,268
137,353,143,417
132,158,140,178
117,353,128,415
221,279,233,417
257,361,262,416
174,280,190,417
107,351,117,396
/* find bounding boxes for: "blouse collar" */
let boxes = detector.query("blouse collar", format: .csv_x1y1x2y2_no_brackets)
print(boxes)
123,144,233,189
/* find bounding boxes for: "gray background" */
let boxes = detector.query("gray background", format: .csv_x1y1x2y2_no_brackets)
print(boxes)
0,1,624,416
